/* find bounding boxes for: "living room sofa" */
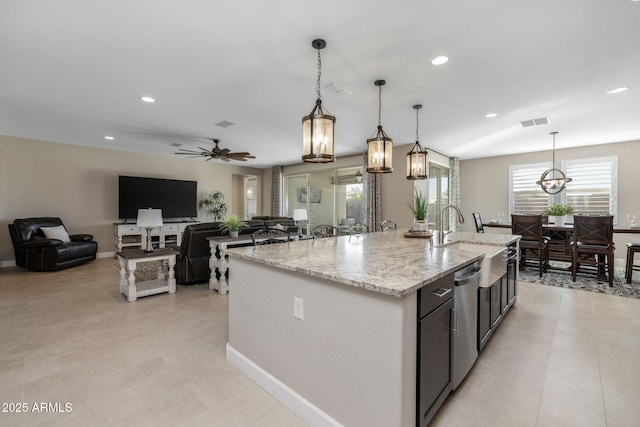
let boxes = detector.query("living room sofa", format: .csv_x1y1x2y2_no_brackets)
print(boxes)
9,217,98,271
175,217,297,285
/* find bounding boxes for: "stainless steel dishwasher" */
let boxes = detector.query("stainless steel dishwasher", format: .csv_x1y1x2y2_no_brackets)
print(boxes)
452,261,481,390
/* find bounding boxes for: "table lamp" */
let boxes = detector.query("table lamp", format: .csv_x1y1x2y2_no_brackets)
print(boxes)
137,208,163,252
293,209,308,236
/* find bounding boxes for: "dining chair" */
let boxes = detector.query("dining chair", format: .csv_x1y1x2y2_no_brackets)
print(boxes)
380,219,397,231
571,215,615,286
351,223,368,235
511,214,550,278
312,224,339,239
472,212,484,233
251,228,291,245
625,243,640,284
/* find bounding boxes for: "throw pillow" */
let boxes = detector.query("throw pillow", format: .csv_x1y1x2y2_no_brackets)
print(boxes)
41,225,71,242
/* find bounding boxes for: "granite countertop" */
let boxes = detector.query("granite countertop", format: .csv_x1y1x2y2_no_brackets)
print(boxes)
227,230,520,298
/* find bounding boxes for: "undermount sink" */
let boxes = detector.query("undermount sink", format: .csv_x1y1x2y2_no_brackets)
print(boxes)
442,243,508,287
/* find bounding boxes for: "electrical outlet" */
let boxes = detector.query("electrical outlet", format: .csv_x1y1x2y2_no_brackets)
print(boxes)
293,297,304,320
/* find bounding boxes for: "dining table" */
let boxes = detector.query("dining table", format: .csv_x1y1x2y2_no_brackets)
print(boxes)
483,221,640,266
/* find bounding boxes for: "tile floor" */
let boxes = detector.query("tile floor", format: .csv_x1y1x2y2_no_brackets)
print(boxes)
1,258,639,426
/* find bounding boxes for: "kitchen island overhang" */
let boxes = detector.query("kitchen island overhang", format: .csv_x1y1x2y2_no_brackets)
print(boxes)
225,231,520,427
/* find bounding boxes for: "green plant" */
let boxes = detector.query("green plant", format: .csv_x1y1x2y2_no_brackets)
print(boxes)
199,191,228,221
543,204,574,216
409,189,429,220
220,214,248,233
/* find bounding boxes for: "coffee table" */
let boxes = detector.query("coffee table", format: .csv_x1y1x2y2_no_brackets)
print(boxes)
116,248,177,302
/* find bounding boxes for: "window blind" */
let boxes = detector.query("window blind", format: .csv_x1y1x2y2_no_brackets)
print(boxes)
562,156,617,216
509,163,550,214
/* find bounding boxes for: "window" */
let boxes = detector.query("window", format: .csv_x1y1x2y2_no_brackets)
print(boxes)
509,156,617,219
562,156,617,217
415,164,449,230
509,162,551,215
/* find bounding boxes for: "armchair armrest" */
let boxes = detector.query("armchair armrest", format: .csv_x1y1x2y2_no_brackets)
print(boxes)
17,239,64,249
70,234,94,242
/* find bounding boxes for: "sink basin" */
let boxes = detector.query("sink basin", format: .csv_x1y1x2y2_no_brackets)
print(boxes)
442,243,508,287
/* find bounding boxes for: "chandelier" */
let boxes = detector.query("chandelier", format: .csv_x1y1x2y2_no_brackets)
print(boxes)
302,39,335,163
366,80,393,174
536,131,572,194
406,104,428,180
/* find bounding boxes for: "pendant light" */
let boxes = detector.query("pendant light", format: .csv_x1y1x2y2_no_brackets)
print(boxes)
302,39,335,163
536,131,572,194
406,104,429,180
366,80,393,173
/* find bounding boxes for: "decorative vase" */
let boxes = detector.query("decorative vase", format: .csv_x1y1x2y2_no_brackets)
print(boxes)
550,215,566,226
413,219,427,232
230,231,239,238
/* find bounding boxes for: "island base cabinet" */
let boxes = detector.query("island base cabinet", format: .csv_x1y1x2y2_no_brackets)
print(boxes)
417,289,454,427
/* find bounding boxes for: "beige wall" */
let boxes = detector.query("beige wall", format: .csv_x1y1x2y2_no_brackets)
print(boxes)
0,135,267,264
459,139,640,261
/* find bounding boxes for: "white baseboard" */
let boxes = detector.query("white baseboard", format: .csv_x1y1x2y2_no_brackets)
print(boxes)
0,260,16,268
226,344,343,427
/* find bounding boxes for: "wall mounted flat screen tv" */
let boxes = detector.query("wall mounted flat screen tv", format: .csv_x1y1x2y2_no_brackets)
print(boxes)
118,175,197,220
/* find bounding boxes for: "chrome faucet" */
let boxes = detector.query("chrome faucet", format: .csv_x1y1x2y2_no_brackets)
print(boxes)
439,204,465,244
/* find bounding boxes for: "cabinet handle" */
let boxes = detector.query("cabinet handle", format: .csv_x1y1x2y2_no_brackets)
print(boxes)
431,288,452,298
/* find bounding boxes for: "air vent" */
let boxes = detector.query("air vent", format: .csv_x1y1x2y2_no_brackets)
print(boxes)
519,117,550,128
170,142,183,147
325,82,353,96
215,120,236,128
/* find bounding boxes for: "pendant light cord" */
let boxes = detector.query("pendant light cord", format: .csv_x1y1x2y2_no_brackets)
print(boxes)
416,107,420,141
316,49,322,101
378,85,382,126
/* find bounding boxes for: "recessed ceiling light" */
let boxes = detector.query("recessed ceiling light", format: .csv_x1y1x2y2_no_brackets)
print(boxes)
485,113,498,118
140,96,156,103
431,56,449,65
606,86,630,94
104,136,115,140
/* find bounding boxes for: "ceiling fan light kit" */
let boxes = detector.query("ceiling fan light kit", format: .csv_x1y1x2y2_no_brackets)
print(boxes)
536,131,572,194
406,104,429,180
366,80,393,174
302,39,336,163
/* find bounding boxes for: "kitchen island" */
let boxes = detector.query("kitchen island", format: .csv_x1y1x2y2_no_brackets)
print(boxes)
226,231,519,427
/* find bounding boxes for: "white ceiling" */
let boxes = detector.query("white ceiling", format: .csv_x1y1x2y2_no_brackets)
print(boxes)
1,0,639,168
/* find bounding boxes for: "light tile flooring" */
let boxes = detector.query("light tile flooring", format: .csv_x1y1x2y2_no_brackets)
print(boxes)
1,258,639,426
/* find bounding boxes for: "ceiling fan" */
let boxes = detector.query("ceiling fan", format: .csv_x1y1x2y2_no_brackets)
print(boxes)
175,139,255,162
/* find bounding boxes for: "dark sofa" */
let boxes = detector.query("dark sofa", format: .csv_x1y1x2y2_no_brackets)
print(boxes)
9,217,98,271
175,217,297,285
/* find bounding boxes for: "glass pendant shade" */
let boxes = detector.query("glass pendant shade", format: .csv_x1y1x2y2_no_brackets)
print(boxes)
366,79,393,174
406,104,428,180
302,99,335,163
406,142,428,180
302,39,335,163
366,126,393,173
536,131,572,194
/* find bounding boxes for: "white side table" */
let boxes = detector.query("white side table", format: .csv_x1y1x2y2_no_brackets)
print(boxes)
116,248,177,302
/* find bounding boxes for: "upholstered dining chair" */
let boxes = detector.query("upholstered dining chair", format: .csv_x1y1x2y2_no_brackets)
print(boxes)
511,214,550,278
251,228,291,245
380,219,397,231
571,215,615,287
312,224,339,239
472,212,484,233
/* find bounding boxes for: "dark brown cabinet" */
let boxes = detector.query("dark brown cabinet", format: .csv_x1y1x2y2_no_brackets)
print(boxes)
478,243,518,352
417,272,454,427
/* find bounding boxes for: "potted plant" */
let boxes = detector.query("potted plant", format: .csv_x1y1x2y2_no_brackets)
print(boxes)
199,191,228,222
409,189,429,231
220,214,248,238
543,204,574,226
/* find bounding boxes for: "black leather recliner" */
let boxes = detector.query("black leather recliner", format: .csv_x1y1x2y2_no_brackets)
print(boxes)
9,217,98,271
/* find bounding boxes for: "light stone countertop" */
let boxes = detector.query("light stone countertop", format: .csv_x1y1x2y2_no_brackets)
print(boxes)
227,230,520,297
